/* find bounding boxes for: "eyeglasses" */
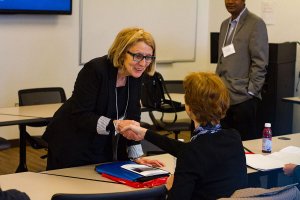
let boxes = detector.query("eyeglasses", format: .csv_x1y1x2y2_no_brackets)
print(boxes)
127,51,155,63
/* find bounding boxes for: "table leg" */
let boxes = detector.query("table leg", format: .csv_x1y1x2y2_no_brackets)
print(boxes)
16,125,28,172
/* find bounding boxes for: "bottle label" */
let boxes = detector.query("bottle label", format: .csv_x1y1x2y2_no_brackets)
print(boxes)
262,138,272,152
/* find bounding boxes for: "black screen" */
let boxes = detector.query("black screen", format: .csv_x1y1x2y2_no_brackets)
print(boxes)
210,32,219,63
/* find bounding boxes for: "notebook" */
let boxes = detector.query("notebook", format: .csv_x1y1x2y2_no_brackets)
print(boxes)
95,160,169,182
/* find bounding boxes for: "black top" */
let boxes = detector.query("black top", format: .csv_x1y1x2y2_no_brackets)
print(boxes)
43,56,141,170
0,189,30,200
145,129,248,200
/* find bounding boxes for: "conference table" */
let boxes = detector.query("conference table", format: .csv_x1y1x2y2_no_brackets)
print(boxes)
0,134,299,199
243,133,300,187
282,96,300,104
0,103,62,172
0,154,173,200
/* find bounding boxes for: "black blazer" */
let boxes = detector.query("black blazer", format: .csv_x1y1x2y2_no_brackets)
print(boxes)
145,129,248,200
43,56,142,169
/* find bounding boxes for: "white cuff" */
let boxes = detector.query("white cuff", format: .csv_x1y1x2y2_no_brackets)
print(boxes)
96,116,111,135
128,144,144,159
248,91,255,96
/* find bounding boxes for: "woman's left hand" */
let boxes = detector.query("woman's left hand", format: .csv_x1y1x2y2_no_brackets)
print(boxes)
166,174,174,190
134,157,165,168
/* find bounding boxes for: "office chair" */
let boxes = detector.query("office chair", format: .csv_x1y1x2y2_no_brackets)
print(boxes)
18,87,66,150
0,137,11,150
51,185,167,200
141,140,165,156
220,183,300,200
148,79,192,140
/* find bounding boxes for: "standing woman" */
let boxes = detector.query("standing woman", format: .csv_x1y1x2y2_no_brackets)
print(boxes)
43,27,164,170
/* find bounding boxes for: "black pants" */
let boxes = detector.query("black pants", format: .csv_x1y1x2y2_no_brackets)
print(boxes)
221,98,259,141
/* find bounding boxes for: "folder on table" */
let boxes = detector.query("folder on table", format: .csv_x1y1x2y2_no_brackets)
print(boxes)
95,160,169,182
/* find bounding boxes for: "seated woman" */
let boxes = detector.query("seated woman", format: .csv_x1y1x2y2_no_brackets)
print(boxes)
119,72,248,200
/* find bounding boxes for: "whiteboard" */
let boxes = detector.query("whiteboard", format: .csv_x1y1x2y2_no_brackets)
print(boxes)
79,0,198,65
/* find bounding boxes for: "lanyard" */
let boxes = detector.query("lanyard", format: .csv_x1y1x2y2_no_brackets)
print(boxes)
222,19,239,47
115,77,129,120
113,77,129,161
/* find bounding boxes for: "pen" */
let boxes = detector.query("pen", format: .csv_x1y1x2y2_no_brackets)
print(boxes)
243,146,254,154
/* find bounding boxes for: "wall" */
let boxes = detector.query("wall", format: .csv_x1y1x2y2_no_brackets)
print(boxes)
1,0,299,139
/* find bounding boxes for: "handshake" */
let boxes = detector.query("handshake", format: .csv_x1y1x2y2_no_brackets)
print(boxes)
114,119,147,141
114,119,165,168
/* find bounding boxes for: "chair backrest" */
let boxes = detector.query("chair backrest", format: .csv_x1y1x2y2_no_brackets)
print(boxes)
219,183,300,200
18,87,66,106
51,185,167,200
163,80,184,94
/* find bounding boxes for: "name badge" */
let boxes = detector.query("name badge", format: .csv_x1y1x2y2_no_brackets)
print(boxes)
222,44,236,57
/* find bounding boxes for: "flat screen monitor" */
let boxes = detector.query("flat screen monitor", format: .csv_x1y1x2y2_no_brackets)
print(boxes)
0,0,72,15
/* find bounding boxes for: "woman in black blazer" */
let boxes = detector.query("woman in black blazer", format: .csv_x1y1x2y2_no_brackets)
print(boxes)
120,72,248,200
42,27,164,170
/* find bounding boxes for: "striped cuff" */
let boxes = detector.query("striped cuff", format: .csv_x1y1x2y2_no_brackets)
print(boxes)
128,144,144,159
248,91,255,96
96,116,111,135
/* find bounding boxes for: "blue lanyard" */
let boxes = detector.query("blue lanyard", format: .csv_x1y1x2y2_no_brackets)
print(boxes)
190,123,222,141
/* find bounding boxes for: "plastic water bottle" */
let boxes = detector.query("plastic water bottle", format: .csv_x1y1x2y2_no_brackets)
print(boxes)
262,123,272,153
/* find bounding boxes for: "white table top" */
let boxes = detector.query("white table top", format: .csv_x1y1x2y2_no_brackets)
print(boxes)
243,133,300,173
243,133,300,154
282,97,300,104
42,154,175,181
0,172,139,200
0,103,62,118
0,114,43,126
0,154,175,200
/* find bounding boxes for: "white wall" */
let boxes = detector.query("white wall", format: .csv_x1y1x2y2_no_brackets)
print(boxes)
1,0,300,139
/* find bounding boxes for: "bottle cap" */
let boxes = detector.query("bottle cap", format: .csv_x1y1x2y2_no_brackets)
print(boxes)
264,123,271,127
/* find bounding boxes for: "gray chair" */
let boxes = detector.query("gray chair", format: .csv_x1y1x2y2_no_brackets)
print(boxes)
18,87,66,150
51,185,167,200
219,183,300,200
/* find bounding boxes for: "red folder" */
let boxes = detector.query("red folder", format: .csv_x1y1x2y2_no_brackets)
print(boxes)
101,173,168,188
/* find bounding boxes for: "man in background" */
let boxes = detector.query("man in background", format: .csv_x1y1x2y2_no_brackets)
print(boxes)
216,0,268,140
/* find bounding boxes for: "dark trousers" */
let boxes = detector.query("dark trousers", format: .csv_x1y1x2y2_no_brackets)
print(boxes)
221,98,259,141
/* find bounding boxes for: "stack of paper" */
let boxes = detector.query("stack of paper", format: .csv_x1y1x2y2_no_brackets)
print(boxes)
246,146,300,171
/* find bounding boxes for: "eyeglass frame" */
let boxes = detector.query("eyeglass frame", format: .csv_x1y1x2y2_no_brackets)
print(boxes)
127,51,156,63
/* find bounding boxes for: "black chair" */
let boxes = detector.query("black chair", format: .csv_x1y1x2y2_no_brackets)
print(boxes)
18,87,66,150
148,79,192,140
0,137,11,150
51,185,167,200
141,140,165,156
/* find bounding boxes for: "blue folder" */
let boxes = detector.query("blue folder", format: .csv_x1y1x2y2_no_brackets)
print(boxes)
95,161,169,182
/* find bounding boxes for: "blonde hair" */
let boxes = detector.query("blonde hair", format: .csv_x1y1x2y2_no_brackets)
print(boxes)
108,27,156,75
183,72,229,125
